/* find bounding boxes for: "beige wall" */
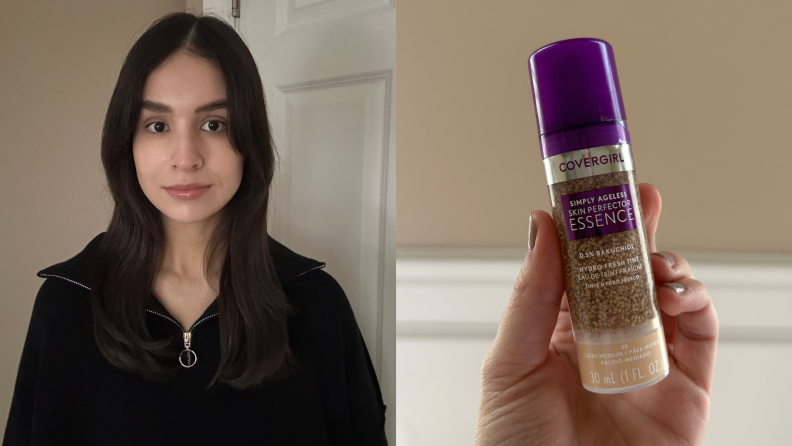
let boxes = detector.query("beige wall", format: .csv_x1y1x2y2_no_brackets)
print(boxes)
186,0,203,14
396,0,792,252
0,0,186,435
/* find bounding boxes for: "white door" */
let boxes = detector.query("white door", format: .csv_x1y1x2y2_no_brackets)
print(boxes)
203,1,396,443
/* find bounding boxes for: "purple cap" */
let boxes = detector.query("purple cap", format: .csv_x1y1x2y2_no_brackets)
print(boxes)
528,38,631,159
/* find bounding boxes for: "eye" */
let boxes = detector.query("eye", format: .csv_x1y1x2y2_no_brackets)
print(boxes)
201,120,227,132
143,120,227,134
145,121,169,133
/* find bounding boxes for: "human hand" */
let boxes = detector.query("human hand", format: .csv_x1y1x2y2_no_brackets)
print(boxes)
475,183,718,446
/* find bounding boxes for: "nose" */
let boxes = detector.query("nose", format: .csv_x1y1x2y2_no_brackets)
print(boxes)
170,124,204,171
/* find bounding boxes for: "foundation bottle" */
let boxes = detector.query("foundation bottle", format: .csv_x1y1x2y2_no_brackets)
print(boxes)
528,38,669,393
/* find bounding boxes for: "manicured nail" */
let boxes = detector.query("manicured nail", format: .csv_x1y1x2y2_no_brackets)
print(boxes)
663,282,685,294
527,211,537,250
651,251,676,267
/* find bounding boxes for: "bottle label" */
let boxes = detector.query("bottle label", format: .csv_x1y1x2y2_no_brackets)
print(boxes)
576,327,669,390
548,169,659,333
543,144,634,185
560,183,639,241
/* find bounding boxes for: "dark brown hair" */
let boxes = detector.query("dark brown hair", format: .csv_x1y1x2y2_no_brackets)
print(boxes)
92,11,291,389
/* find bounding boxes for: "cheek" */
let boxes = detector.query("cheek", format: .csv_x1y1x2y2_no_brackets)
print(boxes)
221,164,244,195
132,145,159,190
132,149,143,181
223,151,245,186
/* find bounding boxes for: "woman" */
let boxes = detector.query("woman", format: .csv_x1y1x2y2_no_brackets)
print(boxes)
3,12,386,445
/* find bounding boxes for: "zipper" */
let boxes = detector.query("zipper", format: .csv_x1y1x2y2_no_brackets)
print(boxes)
293,263,326,280
37,273,91,290
40,263,327,368
39,272,219,369
142,262,325,368
145,309,218,368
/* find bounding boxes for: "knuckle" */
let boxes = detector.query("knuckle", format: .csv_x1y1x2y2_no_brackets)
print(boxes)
685,278,707,296
662,250,695,278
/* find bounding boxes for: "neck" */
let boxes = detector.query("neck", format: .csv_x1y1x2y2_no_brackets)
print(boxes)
159,214,223,282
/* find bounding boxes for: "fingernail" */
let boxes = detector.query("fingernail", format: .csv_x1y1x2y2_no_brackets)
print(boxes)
651,251,676,267
527,211,537,250
663,282,685,294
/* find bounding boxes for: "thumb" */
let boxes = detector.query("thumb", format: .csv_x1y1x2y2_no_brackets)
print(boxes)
637,183,662,254
484,209,565,377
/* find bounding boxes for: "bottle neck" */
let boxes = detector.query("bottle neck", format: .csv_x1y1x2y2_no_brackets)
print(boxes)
540,121,630,159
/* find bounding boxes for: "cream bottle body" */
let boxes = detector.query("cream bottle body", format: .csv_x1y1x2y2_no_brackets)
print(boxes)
545,143,669,393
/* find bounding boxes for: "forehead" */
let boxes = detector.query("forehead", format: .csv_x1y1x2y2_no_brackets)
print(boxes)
142,52,226,108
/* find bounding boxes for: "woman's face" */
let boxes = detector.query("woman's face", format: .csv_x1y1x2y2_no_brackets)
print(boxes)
133,52,243,229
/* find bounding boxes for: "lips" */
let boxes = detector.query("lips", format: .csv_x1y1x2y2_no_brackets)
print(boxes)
164,184,211,200
164,183,211,191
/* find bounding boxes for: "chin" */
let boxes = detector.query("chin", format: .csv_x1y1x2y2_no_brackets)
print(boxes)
160,207,221,226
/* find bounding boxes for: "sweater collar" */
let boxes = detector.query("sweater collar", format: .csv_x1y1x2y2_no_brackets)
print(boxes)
36,232,326,294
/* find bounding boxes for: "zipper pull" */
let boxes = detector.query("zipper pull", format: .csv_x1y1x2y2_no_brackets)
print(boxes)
179,331,197,368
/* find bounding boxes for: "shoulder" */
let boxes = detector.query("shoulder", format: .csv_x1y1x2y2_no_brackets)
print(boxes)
284,266,344,295
268,238,362,353
268,236,325,284
282,267,367,364
267,236,349,317
30,233,103,327
36,276,93,319
20,276,94,350
283,268,354,323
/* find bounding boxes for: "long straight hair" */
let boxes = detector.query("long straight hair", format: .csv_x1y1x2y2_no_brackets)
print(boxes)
91,12,291,389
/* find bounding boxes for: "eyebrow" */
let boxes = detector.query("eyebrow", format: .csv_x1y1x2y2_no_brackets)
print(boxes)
141,99,228,114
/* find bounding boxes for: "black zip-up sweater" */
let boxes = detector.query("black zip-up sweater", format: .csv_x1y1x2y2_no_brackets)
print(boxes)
2,233,387,445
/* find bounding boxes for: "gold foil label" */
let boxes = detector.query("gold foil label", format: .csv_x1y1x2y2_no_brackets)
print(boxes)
576,327,668,389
